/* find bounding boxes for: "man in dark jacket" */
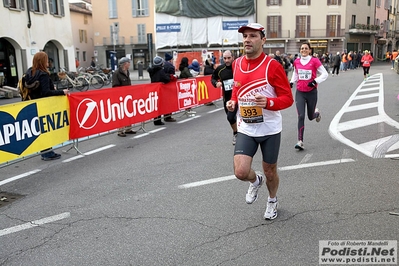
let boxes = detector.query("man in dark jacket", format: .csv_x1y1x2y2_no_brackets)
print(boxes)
148,56,176,125
161,53,177,122
112,57,136,136
211,50,238,145
331,52,341,76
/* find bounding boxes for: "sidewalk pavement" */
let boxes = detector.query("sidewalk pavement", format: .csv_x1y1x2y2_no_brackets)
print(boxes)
129,69,150,81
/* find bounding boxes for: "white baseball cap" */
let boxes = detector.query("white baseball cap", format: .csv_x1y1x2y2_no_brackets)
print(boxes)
238,23,266,36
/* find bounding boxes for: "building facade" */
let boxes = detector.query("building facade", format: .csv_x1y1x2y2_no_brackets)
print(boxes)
91,0,154,70
70,1,94,69
0,0,75,88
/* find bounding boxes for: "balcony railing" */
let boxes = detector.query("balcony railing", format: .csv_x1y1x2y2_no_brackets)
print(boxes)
294,29,346,39
130,36,147,45
348,24,379,34
266,30,290,39
103,37,125,46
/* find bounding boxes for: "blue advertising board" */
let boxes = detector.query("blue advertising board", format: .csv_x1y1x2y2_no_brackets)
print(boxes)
222,20,249,31
156,23,181,33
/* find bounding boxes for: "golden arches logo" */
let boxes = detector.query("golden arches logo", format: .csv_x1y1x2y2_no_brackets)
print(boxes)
197,81,209,101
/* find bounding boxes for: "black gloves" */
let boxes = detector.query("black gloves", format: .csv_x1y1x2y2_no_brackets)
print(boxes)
290,82,293,88
307,80,317,88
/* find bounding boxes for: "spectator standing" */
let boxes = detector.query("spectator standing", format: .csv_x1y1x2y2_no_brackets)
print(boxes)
112,57,136,136
211,50,237,145
391,50,398,69
148,56,173,125
91,57,96,68
178,57,192,79
162,53,177,122
188,59,200,77
203,58,215,75
226,23,294,220
331,52,341,76
290,42,328,150
23,51,68,160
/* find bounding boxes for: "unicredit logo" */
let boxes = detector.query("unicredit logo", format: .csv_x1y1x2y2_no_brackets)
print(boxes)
76,92,159,130
76,98,99,129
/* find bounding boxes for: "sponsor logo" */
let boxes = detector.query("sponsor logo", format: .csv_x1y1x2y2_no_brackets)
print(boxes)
197,81,209,101
0,103,69,155
177,79,197,109
76,98,99,129
75,92,159,130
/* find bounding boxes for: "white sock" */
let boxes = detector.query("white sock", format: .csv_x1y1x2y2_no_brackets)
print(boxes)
268,197,277,203
251,175,260,187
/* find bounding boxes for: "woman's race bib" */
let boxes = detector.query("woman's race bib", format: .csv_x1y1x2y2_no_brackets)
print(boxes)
298,69,312,80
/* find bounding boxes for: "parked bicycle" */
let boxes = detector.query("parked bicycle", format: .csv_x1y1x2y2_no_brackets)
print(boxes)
56,70,89,92
82,71,105,89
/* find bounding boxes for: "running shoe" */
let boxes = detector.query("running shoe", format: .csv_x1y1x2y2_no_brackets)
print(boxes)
315,108,321,122
295,140,304,150
264,200,278,220
232,134,237,145
245,175,263,204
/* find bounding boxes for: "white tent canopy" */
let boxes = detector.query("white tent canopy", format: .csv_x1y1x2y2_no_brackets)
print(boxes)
155,13,255,49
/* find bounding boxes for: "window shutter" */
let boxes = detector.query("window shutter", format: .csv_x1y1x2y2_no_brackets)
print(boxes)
48,0,53,14
143,0,149,16
296,0,299,5
279,0,282,5
327,0,331,5
132,0,137,17
278,16,282,34
42,0,47,13
3,0,10,8
307,16,311,36
267,0,270,6
308,0,311,5
60,0,64,16
326,15,330,36
267,16,270,33
338,0,341,4
19,0,25,10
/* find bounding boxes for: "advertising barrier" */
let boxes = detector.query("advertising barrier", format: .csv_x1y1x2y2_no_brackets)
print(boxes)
0,97,70,163
0,76,221,165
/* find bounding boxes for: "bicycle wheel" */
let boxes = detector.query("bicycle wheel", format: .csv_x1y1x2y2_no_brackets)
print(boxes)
74,76,89,91
90,75,105,90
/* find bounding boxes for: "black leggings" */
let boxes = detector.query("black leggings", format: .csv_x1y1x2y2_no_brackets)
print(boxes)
363,66,370,76
295,89,318,141
223,99,237,125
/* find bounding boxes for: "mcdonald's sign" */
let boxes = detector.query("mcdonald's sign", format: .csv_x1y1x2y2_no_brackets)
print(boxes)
197,81,209,102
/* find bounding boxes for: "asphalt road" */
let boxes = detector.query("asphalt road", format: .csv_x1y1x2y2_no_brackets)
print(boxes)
0,62,398,265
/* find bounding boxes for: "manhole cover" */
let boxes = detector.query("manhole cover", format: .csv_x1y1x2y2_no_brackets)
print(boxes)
0,192,24,208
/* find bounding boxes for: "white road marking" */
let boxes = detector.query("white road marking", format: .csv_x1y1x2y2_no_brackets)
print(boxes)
62,144,116,162
0,169,41,186
177,115,201,123
208,108,224,113
62,155,84,163
178,159,355,189
0,212,71,237
84,144,115,155
133,127,166,139
278,158,355,171
329,73,399,158
299,153,313,164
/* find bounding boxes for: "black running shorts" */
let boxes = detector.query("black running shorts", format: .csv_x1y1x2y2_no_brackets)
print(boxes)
234,132,281,164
